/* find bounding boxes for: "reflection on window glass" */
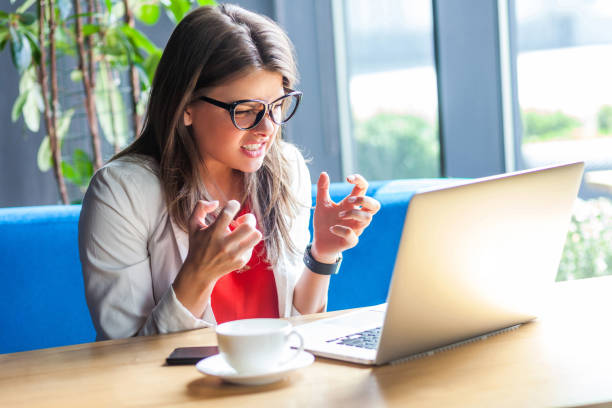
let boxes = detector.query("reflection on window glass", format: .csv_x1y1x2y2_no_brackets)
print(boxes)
516,0,612,281
343,0,439,180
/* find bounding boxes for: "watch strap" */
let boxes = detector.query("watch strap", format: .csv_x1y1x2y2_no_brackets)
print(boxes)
303,244,342,275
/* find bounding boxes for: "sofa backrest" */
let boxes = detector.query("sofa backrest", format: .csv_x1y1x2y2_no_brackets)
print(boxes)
0,179,453,354
0,205,94,354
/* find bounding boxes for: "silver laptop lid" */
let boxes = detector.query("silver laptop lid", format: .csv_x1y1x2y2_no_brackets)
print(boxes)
375,162,584,365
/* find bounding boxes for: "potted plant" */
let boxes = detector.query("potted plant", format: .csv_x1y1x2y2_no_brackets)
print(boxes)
1,0,214,203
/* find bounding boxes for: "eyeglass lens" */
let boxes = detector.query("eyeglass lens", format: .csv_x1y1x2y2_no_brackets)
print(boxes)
233,94,300,129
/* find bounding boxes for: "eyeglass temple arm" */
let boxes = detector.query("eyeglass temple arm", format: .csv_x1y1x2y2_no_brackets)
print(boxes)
199,96,232,111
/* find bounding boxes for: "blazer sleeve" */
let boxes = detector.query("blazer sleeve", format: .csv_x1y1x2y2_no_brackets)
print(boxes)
78,161,212,340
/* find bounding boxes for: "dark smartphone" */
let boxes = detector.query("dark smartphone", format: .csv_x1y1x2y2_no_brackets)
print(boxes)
166,346,219,365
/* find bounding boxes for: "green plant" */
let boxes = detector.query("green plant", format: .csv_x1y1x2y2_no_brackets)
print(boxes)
353,112,439,180
597,105,612,135
521,109,582,143
1,0,215,203
557,197,612,281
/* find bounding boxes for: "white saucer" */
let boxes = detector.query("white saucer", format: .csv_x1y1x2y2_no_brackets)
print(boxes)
195,350,314,386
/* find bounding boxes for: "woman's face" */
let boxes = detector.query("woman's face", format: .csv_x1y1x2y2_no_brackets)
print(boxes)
184,69,285,179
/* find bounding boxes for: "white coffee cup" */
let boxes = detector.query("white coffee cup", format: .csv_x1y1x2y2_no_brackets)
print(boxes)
215,318,304,374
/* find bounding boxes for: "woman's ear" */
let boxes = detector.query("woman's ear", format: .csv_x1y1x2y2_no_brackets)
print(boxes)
183,106,193,127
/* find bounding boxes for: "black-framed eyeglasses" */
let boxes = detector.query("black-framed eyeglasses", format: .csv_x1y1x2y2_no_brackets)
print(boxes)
198,89,302,130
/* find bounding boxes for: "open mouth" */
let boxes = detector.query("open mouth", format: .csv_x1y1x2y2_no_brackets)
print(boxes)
240,142,266,158
241,143,265,152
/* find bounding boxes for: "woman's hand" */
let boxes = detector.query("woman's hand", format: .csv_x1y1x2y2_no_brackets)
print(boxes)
172,200,262,317
311,172,381,263
185,199,261,281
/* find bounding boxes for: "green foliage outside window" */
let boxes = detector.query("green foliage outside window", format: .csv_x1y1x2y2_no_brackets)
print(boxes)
353,113,439,180
353,112,612,283
522,109,582,143
557,198,612,281
597,105,612,134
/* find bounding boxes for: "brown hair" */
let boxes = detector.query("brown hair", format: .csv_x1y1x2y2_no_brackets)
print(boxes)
114,4,302,264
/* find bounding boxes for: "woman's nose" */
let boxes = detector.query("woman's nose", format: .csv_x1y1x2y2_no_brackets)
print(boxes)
253,111,277,134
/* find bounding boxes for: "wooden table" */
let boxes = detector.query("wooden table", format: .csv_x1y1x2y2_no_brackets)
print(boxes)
3,277,612,408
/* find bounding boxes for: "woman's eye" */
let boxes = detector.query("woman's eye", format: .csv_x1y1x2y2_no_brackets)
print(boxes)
235,109,256,116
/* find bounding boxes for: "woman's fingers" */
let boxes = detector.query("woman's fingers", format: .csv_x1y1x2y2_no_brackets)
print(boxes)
234,212,256,228
337,209,372,236
338,209,373,225
210,200,241,233
341,195,381,213
188,200,219,235
316,172,333,207
225,222,262,248
223,225,262,268
242,228,263,247
329,225,358,248
346,173,368,197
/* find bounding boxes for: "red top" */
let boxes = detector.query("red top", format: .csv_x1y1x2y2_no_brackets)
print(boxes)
210,205,279,324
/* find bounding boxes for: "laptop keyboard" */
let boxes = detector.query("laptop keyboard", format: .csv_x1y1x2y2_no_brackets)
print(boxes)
326,327,382,350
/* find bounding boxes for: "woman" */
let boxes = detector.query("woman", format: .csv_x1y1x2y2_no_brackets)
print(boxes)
78,4,380,340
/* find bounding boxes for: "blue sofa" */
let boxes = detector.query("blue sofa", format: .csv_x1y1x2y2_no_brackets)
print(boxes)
0,179,454,354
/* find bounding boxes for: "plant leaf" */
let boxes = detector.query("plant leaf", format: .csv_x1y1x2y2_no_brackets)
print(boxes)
23,90,41,132
102,27,126,57
16,0,37,14
121,25,159,55
37,136,52,172
109,1,126,24
142,50,161,83
0,27,9,51
11,91,29,123
61,160,79,184
22,70,42,132
82,24,101,37
57,108,75,140
70,69,83,82
95,63,130,147
21,28,40,65
73,149,94,186
134,2,161,25
114,27,138,60
9,26,32,73
36,108,75,172
19,67,43,132
197,0,217,6
163,0,191,24
18,65,35,93
18,13,36,26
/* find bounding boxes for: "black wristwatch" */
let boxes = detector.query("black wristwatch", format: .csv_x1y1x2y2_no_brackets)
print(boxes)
303,244,342,275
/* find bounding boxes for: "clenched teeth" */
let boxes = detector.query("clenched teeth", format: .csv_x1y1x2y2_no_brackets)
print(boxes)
242,143,263,151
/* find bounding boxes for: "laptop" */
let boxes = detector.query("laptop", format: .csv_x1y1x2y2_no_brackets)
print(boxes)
295,162,584,365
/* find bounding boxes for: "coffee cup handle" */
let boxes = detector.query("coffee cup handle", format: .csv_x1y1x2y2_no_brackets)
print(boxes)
281,330,304,365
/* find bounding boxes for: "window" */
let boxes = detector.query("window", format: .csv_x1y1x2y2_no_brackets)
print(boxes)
516,0,612,184
515,0,612,280
340,0,440,180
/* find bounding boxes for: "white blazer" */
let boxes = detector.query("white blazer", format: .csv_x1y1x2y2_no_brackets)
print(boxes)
78,143,312,340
